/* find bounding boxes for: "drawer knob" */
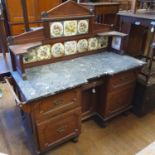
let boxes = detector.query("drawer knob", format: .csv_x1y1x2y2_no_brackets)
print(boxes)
40,110,44,114
54,99,63,106
135,21,141,25
73,98,77,101
92,88,96,94
57,125,67,133
45,143,49,146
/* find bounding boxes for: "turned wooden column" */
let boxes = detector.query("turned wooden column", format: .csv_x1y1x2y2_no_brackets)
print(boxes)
131,0,137,13
20,0,30,32
0,14,8,58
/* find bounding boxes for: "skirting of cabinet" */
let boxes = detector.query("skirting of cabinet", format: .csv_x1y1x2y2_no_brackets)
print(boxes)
94,105,132,128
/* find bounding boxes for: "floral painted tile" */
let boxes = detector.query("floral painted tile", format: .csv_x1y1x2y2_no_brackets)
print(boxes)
64,41,77,55
88,38,98,51
36,45,52,61
77,39,88,53
50,22,63,37
64,20,77,36
51,43,65,57
78,20,89,34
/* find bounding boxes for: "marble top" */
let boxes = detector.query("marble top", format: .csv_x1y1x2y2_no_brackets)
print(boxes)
80,2,119,6
118,10,155,20
97,31,127,37
11,52,145,103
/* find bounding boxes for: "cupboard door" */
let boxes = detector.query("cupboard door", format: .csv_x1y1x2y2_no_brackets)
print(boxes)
105,84,135,117
5,0,62,35
36,107,81,151
5,0,61,23
5,0,37,23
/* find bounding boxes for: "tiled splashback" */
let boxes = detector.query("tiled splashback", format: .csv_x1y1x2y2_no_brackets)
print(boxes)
23,36,108,64
50,19,89,38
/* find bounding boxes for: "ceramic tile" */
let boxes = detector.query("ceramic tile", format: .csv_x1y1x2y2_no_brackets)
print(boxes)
98,36,108,49
23,49,37,64
64,20,77,36
50,22,63,37
88,37,98,51
78,19,89,34
36,45,51,61
51,43,65,57
64,41,77,55
77,39,88,53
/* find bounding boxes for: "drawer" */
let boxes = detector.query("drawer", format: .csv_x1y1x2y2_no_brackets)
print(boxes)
33,88,80,121
105,85,135,116
108,71,136,91
36,107,81,151
95,5,119,14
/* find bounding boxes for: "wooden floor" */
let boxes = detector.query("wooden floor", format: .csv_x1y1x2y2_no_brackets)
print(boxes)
1,83,155,155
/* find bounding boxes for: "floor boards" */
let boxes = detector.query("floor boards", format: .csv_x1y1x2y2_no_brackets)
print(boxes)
0,83,155,155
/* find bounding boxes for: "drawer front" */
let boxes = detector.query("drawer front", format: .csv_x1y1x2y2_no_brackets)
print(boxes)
108,71,136,91
96,5,119,14
105,85,135,116
33,89,80,121
36,107,81,151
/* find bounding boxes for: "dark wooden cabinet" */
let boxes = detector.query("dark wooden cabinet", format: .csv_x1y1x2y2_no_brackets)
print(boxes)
6,1,144,154
0,15,8,57
10,69,139,152
118,12,155,57
133,77,155,116
120,22,147,57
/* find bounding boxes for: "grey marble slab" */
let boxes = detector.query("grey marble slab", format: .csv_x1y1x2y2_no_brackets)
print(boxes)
118,10,155,20
11,52,145,103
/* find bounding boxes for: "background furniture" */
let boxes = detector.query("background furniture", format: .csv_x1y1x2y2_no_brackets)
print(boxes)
80,0,132,10
133,76,155,116
133,29,155,116
0,14,8,57
80,2,120,25
2,0,62,35
117,11,155,57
